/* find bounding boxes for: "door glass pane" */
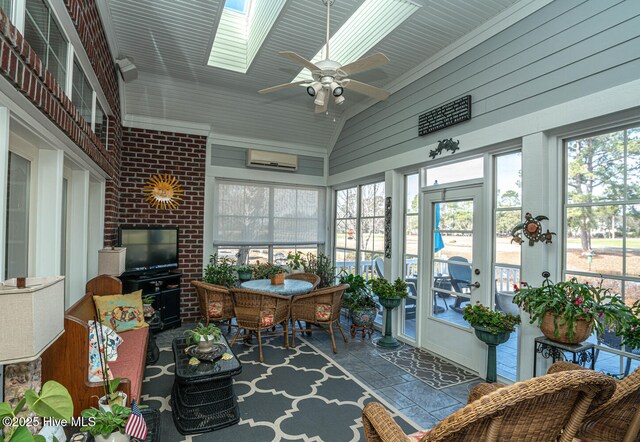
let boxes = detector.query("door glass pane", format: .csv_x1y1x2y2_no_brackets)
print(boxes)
625,205,640,277
431,200,473,327
361,251,382,324
5,153,31,278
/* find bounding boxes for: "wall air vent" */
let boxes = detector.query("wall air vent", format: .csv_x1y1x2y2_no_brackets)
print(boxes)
246,149,298,172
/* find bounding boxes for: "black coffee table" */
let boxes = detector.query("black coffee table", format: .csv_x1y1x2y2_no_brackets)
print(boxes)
171,335,242,435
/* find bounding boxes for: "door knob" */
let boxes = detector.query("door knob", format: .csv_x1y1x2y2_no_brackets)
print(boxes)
469,281,480,289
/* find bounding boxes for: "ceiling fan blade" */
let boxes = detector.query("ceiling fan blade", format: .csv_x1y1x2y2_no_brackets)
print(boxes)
339,53,389,77
342,79,390,101
278,51,320,72
258,80,308,94
315,91,329,114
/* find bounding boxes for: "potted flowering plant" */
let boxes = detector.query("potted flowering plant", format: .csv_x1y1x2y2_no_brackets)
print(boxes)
513,272,632,344
463,302,520,382
618,300,640,351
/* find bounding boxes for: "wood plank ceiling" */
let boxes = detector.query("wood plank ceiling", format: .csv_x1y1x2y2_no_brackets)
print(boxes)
101,0,523,153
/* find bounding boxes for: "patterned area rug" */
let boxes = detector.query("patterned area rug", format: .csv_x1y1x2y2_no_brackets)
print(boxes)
142,336,420,441
379,347,479,390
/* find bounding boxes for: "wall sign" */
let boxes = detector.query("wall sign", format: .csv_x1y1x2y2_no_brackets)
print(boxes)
418,95,471,136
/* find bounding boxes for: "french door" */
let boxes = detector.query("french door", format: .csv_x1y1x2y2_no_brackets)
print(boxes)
420,184,489,374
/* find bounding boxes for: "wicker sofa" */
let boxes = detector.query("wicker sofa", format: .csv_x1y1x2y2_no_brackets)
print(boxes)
41,275,148,416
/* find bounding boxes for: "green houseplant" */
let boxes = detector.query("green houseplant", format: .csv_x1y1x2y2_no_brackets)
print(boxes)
618,300,640,351
185,322,223,353
286,252,306,273
141,295,155,318
203,254,238,288
236,265,254,282
339,273,378,329
98,377,127,412
368,277,408,348
254,263,286,285
81,404,132,442
0,380,74,442
303,253,336,288
513,272,632,344
463,302,520,382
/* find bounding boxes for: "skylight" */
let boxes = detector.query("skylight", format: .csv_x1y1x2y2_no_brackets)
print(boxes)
292,0,420,82
208,0,286,73
224,0,249,14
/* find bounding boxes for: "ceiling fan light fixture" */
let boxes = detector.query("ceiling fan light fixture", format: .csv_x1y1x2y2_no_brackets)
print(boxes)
307,82,321,97
331,82,343,97
314,89,326,106
334,95,345,105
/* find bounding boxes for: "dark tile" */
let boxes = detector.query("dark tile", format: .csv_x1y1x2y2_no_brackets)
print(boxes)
429,403,464,421
396,405,439,430
439,379,483,403
393,381,459,412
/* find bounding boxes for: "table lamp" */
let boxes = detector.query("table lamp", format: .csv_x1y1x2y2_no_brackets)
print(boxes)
98,247,127,276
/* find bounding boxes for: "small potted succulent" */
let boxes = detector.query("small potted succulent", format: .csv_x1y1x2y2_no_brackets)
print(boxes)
81,404,132,442
513,272,632,344
185,322,223,353
368,277,408,348
141,295,155,318
339,273,378,328
203,253,238,288
463,302,520,382
236,265,254,282
286,252,306,274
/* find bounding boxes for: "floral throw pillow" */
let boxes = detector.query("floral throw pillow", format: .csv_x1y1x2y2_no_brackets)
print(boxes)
93,290,147,332
208,301,224,319
315,304,332,321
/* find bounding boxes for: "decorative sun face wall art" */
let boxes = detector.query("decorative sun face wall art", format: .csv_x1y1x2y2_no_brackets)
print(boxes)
144,173,184,210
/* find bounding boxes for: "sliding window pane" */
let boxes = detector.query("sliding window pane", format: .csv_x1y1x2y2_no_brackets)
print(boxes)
5,153,31,278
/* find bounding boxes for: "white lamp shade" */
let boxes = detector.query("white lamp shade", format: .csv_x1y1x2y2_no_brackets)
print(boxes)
98,247,127,276
0,276,65,364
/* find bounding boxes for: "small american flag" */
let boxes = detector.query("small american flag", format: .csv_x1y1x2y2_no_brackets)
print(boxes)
124,399,148,440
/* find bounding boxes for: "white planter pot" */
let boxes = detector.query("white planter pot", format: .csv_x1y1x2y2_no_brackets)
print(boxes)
197,335,217,353
98,392,128,413
95,432,131,442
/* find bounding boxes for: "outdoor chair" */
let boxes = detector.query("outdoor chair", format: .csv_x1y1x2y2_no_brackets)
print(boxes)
192,280,235,331
447,256,472,312
229,288,291,362
595,323,640,377
545,361,640,442
362,363,616,442
290,284,349,353
285,272,321,290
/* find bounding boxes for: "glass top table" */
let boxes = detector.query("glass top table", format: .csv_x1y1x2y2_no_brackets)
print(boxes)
240,279,313,296
172,335,242,381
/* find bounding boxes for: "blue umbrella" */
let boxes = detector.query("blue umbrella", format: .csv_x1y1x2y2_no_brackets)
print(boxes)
434,203,445,253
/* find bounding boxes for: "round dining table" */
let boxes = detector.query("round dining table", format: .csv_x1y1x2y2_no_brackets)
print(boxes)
239,279,313,296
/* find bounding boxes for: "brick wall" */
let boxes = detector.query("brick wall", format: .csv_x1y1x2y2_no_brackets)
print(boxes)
0,2,122,245
120,128,207,320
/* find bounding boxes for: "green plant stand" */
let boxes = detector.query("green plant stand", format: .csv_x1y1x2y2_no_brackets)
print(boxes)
376,297,402,348
473,326,511,383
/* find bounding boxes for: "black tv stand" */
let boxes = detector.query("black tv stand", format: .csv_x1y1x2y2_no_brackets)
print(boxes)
119,271,182,331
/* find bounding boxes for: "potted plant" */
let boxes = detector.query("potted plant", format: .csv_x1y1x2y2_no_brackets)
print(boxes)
185,322,223,353
203,254,238,288
368,277,408,348
286,252,306,274
81,404,132,442
141,295,155,318
0,380,73,442
303,252,336,288
98,378,127,412
339,273,378,328
236,265,254,282
618,300,640,351
463,302,520,382
254,262,286,285
513,272,632,344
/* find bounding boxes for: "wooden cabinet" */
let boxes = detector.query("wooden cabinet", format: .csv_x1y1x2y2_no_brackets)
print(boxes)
120,272,182,330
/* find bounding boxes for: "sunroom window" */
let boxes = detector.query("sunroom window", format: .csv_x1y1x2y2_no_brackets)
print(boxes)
72,58,93,125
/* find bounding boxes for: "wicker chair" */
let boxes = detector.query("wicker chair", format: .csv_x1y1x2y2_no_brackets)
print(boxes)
544,361,640,442
362,366,616,442
192,281,235,331
229,288,291,362
285,272,321,290
290,284,349,354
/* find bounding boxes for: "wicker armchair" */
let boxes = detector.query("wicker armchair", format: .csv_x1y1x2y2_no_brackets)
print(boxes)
285,272,321,290
362,367,616,442
545,361,640,442
229,288,291,362
290,284,349,353
192,281,235,331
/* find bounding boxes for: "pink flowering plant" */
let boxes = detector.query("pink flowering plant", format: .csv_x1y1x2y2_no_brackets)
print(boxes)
618,300,640,351
512,273,633,342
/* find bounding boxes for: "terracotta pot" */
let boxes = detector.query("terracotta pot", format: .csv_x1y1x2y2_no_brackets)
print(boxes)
540,311,593,344
270,273,285,285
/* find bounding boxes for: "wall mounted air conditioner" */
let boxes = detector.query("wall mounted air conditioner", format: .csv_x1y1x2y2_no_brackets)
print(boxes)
246,149,298,172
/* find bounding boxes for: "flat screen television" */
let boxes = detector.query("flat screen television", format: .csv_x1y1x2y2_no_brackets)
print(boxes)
119,226,179,275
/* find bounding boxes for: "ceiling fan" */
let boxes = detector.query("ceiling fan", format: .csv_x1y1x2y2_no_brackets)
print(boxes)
258,0,391,113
